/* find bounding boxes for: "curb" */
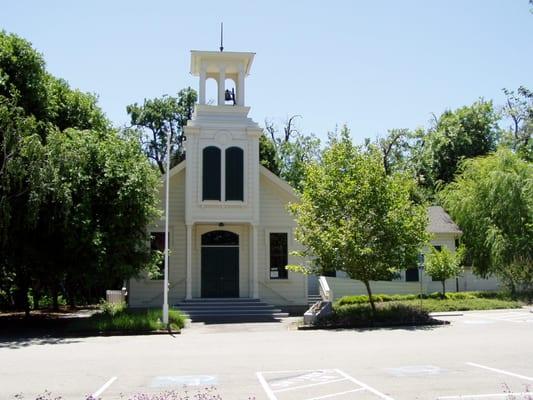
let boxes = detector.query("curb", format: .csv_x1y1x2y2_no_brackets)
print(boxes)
429,312,464,317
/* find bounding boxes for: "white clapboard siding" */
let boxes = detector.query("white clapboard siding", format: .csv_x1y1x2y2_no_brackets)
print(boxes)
129,170,187,307
257,175,307,305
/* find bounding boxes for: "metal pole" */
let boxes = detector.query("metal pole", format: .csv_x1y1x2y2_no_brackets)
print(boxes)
162,131,171,325
419,267,423,310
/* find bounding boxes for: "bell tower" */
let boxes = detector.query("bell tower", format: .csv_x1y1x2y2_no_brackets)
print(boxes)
191,50,253,107
183,50,263,227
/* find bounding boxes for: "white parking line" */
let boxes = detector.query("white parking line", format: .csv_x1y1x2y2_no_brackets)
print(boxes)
466,362,533,382
437,393,533,399
256,371,277,400
92,376,117,398
335,369,395,400
306,388,366,400
257,368,395,400
272,378,348,393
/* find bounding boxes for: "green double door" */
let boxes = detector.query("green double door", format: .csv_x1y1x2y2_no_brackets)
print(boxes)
201,246,239,298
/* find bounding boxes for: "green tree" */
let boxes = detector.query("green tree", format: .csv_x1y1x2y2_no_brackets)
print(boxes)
0,30,160,313
264,116,321,191
501,86,532,160
440,149,533,295
416,100,501,192
0,97,46,314
259,133,280,175
424,246,463,298
288,127,429,313
41,128,160,305
127,88,197,174
0,30,48,120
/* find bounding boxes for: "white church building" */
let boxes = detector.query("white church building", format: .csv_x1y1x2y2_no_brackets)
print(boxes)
128,49,500,316
128,50,308,311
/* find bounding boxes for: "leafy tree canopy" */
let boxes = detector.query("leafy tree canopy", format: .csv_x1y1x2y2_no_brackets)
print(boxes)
424,246,464,298
440,149,533,294
289,126,429,312
0,30,159,313
126,88,197,174
501,86,532,161
264,116,321,191
418,100,501,190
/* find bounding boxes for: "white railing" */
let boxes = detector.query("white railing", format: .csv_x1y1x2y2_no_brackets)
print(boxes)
318,276,333,302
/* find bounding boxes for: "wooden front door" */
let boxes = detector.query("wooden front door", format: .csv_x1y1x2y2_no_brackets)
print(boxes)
201,230,239,298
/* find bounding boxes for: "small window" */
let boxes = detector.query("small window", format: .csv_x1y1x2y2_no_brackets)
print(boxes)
150,232,165,279
269,233,288,279
405,268,419,282
434,245,442,252
202,146,221,200
225,147,244,201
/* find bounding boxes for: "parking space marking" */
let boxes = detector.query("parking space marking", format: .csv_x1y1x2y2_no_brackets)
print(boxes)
437,393,533,399
272,378,349,393
466,362,533,382
334,369,395,400
306,388,366,400
256,371,277,400
257,368,396,400
92,376,117,398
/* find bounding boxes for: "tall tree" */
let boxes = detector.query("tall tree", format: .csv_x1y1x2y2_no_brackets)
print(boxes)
259,133,280,175
0,31,160,312
501,86,532,160
264,116,321,191
416,100,501,191
288,127,429,313
42,128,160,305
440,149,533,294
126,88,197,174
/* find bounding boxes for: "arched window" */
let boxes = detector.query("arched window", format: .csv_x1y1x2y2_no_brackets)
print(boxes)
202,146,221,200
205,78,218,105
201,230,239,246
225,146,243,201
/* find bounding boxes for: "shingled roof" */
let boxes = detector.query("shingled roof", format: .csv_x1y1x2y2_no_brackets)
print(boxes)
427,206,462,234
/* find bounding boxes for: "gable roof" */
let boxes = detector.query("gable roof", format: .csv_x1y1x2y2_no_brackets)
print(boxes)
168,160,186,178
259,165,299,200
428,206,462,235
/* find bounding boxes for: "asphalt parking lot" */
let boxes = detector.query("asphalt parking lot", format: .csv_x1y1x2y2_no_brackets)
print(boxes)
1,308,533,400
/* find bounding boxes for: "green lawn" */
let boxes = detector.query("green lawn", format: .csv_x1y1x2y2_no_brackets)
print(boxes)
396,298,522,312
335,291,524,312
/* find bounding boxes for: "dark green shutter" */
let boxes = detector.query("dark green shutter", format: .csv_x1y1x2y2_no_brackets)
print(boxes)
202,146,221,200
225,147,244,201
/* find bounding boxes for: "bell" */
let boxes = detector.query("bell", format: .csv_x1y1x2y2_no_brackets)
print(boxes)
224,89,233,101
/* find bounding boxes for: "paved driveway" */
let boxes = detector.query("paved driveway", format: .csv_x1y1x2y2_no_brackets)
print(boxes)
1,309,532,400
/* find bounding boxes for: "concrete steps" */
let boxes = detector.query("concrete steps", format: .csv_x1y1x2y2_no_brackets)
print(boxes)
308,294,322,306
174,298,289,323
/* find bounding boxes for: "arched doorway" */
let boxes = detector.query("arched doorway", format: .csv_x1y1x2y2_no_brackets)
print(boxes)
201,230,239,297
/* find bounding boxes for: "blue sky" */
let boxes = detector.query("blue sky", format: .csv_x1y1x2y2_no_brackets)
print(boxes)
1,1,532,144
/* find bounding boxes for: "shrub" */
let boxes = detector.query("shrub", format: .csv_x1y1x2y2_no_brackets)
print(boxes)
335,291,506,306
99,299,126,316
68,308,185,333
317,303,440,328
